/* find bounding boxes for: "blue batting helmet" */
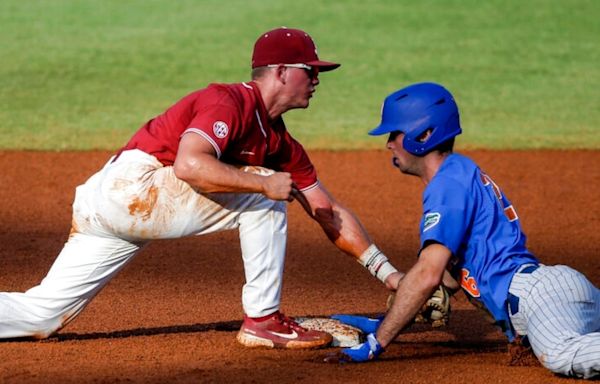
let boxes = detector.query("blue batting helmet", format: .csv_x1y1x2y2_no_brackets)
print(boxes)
369,82,461,156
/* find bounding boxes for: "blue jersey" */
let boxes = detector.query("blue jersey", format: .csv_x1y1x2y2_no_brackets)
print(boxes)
419,153,538,336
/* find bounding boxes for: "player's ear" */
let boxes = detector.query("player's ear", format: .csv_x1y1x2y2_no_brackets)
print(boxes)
279,65,290,85
270,64,287,85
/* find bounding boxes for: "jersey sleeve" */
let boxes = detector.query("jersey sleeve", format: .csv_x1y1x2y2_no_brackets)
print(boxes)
182,92,241,159
420,176,471,254
270,130,318,191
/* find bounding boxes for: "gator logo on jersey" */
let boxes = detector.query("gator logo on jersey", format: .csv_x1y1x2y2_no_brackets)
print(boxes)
213,121,229,138
423,212,441,232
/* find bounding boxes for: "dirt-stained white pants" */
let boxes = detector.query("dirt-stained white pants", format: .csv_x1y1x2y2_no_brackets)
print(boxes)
0,149,287,338
509,265,600,379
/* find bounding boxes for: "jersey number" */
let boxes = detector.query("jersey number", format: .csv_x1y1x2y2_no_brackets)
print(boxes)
480,172,518,222
461,268,481,297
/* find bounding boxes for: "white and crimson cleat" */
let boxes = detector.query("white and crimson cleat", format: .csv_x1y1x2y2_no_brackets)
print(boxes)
237,311,332,349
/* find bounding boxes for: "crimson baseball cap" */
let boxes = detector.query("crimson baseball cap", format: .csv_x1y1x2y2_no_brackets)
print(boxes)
252,27,341,71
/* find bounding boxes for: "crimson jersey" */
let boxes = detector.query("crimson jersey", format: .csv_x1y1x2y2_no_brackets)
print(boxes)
119,82,318,191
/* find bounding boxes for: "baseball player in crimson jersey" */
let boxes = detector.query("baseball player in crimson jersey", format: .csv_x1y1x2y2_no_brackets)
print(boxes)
0,27,405,349
332,83,600,378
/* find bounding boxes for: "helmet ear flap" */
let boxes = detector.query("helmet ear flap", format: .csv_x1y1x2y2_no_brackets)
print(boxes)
400,127,430,155
415,128,435,143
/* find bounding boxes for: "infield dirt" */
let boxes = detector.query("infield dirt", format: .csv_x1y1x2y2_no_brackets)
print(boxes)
0,150,598,383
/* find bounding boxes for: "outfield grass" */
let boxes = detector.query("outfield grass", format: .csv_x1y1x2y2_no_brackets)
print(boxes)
0,0,598,150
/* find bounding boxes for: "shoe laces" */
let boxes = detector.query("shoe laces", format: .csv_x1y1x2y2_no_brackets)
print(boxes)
275,312,303,331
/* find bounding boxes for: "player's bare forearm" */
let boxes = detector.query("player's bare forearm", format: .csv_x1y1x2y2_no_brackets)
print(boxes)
376,265,438,347
301,185,371,255
376,244,451,347
176,153,269,192
320,203,372,256
174,133,292,200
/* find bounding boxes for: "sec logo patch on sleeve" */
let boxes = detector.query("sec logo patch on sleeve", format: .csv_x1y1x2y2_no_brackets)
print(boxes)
423,212,441,232
213,121,229,138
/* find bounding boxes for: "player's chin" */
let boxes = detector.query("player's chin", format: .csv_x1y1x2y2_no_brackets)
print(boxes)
296,99,311,109
303,92,315,107
290,94,313,109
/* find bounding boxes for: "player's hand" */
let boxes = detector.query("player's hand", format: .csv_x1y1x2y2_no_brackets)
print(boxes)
325,333,383,363
331,314,383,334
384,271,405,291
262,172,293,201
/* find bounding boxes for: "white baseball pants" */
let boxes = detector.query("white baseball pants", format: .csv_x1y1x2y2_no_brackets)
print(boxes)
0,149,287,338
509,265,600,379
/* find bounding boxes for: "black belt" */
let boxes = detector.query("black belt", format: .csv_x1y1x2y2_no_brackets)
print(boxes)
508,264,539,315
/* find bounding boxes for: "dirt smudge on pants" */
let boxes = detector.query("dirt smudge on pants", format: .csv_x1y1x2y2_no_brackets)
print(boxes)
128,186,159,221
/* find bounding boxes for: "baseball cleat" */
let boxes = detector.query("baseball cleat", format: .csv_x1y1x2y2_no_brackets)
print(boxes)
237,311,332,349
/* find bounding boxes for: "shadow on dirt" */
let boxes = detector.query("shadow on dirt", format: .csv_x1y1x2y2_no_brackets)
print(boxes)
3,308,500,346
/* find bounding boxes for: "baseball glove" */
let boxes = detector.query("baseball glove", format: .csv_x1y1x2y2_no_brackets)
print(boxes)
387,284,451,328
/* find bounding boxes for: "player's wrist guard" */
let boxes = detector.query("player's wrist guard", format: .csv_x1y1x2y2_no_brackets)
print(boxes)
340,333,384,363
358,244,398,284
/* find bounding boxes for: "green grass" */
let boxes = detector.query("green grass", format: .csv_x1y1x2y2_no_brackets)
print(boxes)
0,0,598,150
